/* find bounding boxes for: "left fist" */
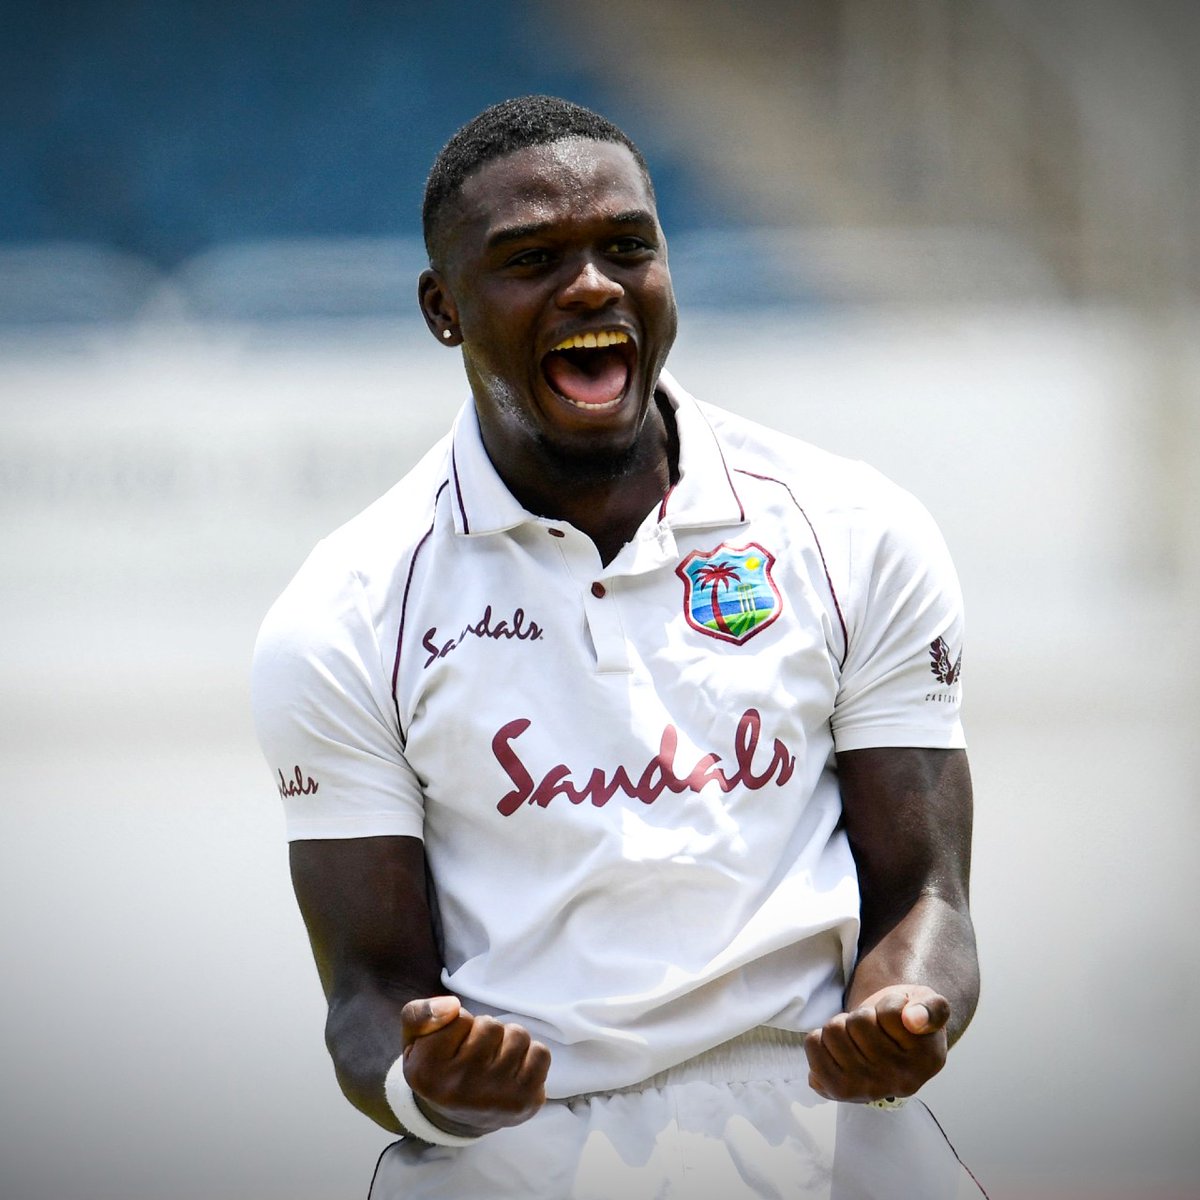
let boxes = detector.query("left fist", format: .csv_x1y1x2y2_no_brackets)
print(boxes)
803,984,949,1103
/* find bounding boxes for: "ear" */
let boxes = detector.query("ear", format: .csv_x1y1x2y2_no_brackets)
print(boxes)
418,269,461,347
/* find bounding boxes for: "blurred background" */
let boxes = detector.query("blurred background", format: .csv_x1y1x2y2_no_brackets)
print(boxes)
2,1,1197,1197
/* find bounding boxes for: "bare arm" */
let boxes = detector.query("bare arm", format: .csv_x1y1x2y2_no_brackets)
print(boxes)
290,835,550,1136
804,747,979,1101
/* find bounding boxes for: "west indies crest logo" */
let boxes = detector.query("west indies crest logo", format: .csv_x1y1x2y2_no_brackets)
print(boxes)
676,542,782,645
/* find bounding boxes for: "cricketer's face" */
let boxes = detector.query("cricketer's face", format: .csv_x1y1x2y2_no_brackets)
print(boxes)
423,138,678,478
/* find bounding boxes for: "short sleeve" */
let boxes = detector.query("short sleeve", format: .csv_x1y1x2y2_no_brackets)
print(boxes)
831,483,966,752
250,546,426,841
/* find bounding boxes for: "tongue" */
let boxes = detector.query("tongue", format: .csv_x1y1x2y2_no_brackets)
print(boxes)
544,350,630,407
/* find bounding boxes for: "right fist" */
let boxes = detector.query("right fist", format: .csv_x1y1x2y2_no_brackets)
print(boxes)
400,996,552,1138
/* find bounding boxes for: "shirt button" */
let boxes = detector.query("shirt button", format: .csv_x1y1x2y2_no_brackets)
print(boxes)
591,582,606,599
548,528,565,538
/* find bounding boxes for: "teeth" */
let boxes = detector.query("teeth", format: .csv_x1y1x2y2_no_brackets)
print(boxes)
550,330,629,352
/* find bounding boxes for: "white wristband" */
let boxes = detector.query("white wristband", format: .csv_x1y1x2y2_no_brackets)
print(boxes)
383,1055,483,1147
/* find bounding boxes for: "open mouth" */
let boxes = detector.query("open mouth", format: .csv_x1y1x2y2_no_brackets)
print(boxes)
541,329,636,411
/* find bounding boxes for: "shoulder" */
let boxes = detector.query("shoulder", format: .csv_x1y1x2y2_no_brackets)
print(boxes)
255,432,454,657
672,385,956,613
321,433,455,581
696,397,926,531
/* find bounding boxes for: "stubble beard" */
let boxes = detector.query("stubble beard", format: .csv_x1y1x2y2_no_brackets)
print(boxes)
533,429,643,485
496,376,652,485
477,366,662,490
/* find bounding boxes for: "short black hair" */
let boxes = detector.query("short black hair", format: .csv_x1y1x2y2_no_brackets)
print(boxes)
422,95,653,264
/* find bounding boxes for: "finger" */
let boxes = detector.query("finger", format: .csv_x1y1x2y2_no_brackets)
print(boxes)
902,993,950,1036
490,1023,534,1075
843,1003,905,1062
458,1014,506,1063
854,997,913,1062
401,995,462,1043
804,1029,849,1098
816,1013,872,1073
805,1054,832,1099
403,1016,477,1083
515,1038,552,1101
902,1003,931,1034
803,1030,828,1094
869,987,944,1043
522,1038,552,1087
844,1002,886,1048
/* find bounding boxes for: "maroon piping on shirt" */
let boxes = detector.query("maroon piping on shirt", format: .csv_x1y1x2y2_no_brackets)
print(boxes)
734,469,849,669
391,481,448,724
658,441,746,525
657,483,676,521
450,444,470,533
916,1101,992,1197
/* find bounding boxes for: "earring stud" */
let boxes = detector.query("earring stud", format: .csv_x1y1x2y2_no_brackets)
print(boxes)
442,328,453,340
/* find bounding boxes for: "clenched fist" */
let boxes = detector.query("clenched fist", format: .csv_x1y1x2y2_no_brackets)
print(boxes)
401,996,552,1138
804,984,949,1104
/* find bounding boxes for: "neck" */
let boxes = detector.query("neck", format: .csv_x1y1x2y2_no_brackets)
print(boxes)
507,394,679,566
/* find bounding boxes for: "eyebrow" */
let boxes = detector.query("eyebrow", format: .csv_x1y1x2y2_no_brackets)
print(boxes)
485,209,657,250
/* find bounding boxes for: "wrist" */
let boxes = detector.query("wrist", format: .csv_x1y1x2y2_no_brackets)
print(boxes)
383,1056,484,1147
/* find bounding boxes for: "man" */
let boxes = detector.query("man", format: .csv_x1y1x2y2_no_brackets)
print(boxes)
252,95,983,1199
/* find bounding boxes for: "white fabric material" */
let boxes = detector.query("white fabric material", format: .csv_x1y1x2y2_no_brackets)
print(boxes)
251,373,966,1099
383,1054,483,1147
367,1028,984,1200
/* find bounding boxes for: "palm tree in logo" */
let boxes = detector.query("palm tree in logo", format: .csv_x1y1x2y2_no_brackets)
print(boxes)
694,560,742,634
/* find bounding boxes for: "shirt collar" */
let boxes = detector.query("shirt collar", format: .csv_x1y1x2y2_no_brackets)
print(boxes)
654,370,747,530
447,368,747,538
446,402,530,537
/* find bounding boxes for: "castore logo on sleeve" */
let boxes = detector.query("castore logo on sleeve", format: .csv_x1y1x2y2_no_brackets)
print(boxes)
928,636,962,685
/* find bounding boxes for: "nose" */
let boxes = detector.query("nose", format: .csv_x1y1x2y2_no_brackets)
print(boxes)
556,258,623,309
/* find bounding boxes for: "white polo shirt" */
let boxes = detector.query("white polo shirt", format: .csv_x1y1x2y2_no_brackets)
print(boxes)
251,371,965,1098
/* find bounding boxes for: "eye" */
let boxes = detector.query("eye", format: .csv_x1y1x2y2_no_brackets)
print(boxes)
606,236,653,257
505,247,554,270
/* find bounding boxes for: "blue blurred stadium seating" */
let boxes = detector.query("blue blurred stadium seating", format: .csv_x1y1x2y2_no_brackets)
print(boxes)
1,2,731,269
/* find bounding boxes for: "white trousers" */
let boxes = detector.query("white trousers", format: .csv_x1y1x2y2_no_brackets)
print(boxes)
368,1028,986,1200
